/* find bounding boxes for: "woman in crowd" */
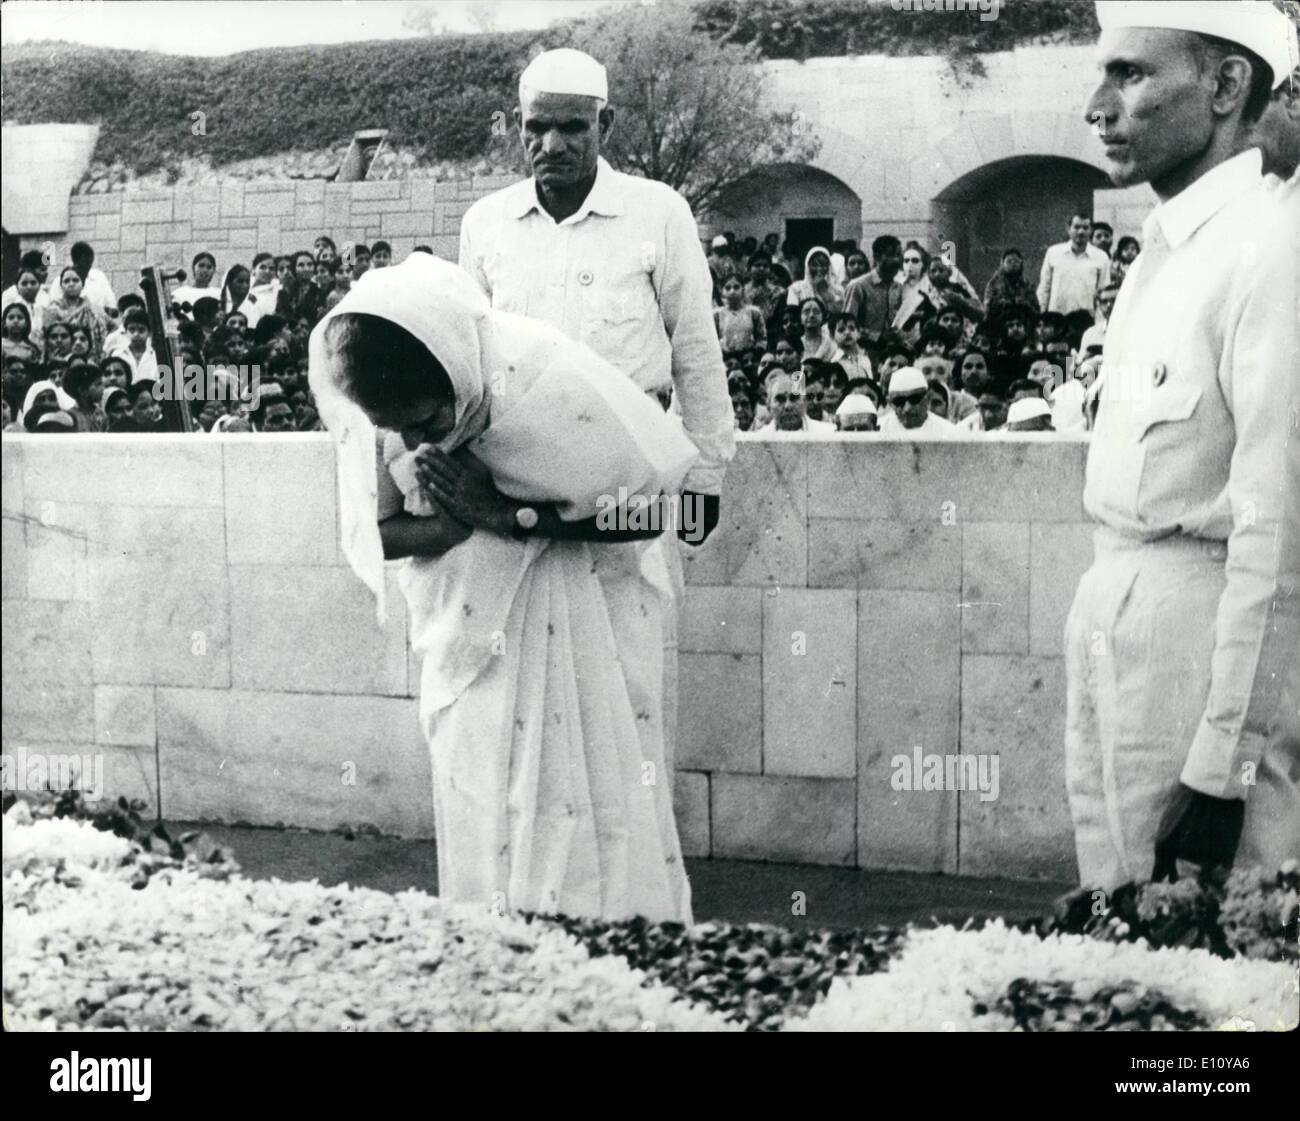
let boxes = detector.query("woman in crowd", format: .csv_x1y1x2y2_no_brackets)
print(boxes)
68,324,96,362
3,269,46,339
220,264,252,320
797,297,836,361
786,246,844,311
310,252,697,923
101,385,132,431
17,379,76,426
43,267,106,359
2,303,42,365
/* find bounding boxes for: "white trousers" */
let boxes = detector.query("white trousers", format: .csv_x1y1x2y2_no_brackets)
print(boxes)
1064,530,1300,890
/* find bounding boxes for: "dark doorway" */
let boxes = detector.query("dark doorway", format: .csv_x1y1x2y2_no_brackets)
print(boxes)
784,218,835,276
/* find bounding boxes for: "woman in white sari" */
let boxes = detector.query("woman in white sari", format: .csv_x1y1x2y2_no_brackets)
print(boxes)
309,254,697,924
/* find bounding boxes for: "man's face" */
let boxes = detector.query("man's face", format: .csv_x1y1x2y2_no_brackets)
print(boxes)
1067,216,1092,249
1002,252,1023,276
775,340,799,372
1085,28,1218,193
833,319,859,350
127,322,149,350
194,258,216,286
731,390,754,432
938,310,963,338
959,353,991,395
846,253,869,280
1097,289,1117,319
927,259,951,287
978,394,1006,430
802,375,827,420
1252,70,1300,180
1090,227,1113,254
839,411,878,432
517,90,608,192
371,247,392,269
889,386,930,430
767,373,807,430
1005,318,1027,343
259,401,296,432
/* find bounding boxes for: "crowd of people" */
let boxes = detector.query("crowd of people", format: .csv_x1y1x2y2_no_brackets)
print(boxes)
0,236,411,435
706,215,1134,437
0,212,1130,439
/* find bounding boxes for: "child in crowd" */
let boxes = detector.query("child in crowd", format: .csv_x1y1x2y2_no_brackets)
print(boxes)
349,243,371,281
314,237,337,266
110,307,159,384
246,253,282,323
828,313,874,384
714,275,766,362
99,355,131,390
369,241,392,269
1,268,47,338
798,297,835,361
63,360,106,432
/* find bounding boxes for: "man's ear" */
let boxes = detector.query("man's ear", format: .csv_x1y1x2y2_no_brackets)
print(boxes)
598,106,616,144
1211,54,1255,119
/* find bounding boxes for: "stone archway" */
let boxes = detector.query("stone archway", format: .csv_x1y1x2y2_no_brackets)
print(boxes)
705,163,863,257
933,155,1111,295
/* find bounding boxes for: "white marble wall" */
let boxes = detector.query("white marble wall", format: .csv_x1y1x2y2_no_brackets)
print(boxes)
2,433,1094,880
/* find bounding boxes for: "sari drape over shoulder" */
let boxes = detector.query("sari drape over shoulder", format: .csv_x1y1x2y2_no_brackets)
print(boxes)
309,254,699,923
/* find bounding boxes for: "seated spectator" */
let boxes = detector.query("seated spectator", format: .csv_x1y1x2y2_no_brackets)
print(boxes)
745,254,787,334
918,322,951,358
1006,397,1055,432
251,385,296,432
878,366,955,437
983,248,1040,319
276,252,324,324
918,354,976,422
1035,311,1068,348
787,247,844,311
313,237,338,267
800,358,832,421
1061,309,1094,350
2,303,42,364
2,267,48,339
220,264,252,320
836,393,878,432
243,253,282,330
370,240,393,270
43,267,106,359
951,348,995,401
918,254,982,329
18,378,76,427
935,306,965,351
68,324,96,362
275,255,294,285
191,296,222,342
348,243,372,281
63,360,106,432
714,275,766,358
100,385,131,431
98,354,131,390
928,380,952,420
844,247,870,283
223,309,250,336
706,235,735,297
109,308,159,384
120,379,164,432
59,242,117,316
751,369,835,437
844,377,881,408
24,403,78,433
828,313,874,383
773,336,802,373
2,354,31,419
1008,377,1048,403
728,377,756,432
958,391,1008,433
797,298,836,360
171,251,220,309
822,362,849,416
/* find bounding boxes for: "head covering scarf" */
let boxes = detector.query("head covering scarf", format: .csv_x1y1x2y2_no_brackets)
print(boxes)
18,378,76,422
308,252,494,621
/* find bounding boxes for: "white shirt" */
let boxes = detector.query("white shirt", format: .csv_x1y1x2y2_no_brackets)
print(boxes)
110,343,159,385
238,282,280,331
877,410,957,438
1085,147,1299,799
460,156,734,495
1037,242,1109,315
750,416,837,438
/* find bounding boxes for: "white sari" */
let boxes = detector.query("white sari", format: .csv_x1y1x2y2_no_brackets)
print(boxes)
309,255,698,923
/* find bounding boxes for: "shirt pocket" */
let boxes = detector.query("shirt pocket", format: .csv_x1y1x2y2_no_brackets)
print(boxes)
580,253,652,336
1135,382,1203,527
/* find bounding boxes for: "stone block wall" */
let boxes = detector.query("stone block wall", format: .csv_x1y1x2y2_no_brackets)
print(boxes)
2,433,1094,881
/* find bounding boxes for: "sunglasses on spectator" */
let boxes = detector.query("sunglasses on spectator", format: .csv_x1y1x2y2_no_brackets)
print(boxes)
889,391,928,406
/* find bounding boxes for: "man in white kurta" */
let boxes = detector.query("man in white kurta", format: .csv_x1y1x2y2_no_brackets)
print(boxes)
459,49,735,784
1066,1,1300,890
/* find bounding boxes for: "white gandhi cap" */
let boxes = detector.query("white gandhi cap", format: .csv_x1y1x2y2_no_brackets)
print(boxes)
1096,1,1297,89
520,48,609,103
1007,397,1052,424
887,367,929,396
836,394,878,417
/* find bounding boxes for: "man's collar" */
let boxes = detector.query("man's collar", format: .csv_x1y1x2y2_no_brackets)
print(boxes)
1143,148,1263,250
506,156,626,222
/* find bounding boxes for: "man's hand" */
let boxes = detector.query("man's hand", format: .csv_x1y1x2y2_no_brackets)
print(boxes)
1151,783,1244,882
679,492,720,546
